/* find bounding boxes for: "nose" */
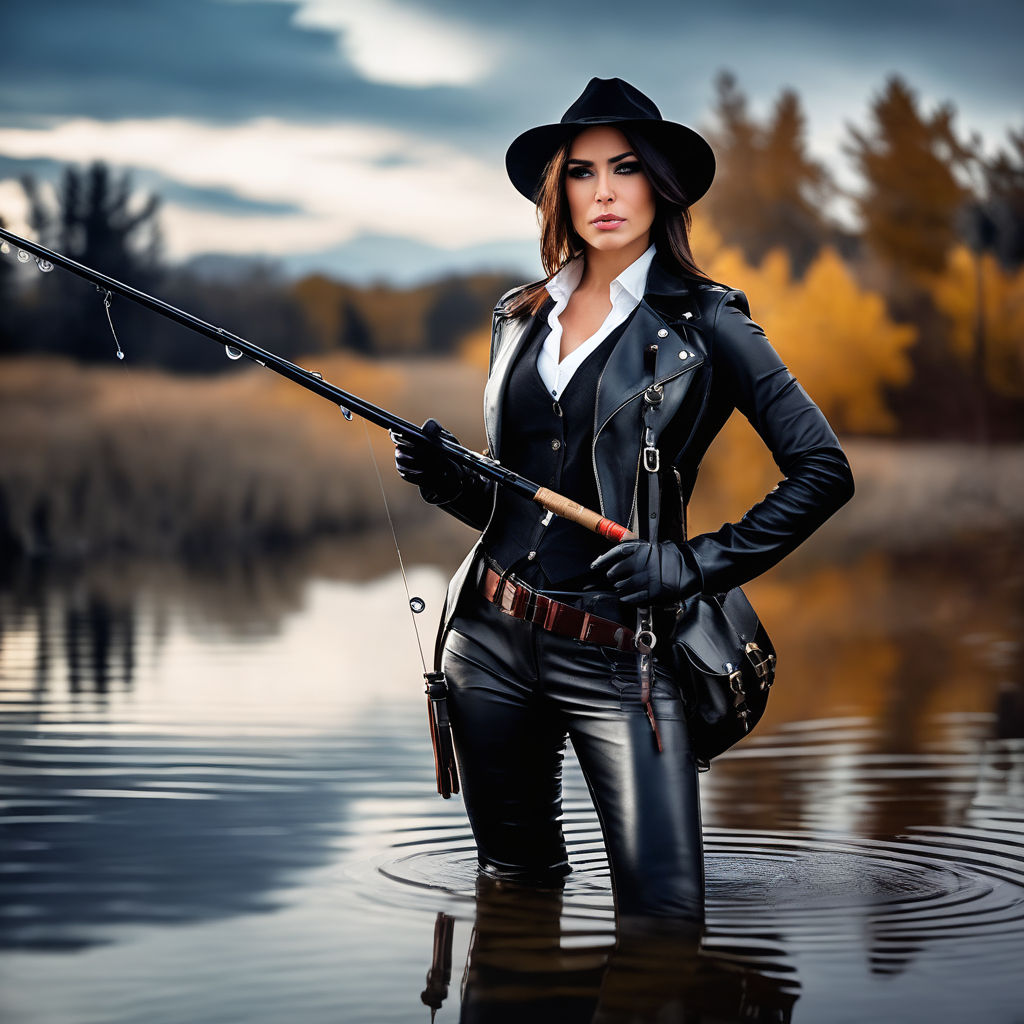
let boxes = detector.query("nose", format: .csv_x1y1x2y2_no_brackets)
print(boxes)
595,170,615,203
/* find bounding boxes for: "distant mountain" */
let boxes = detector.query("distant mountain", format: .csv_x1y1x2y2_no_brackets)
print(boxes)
181,234,543,287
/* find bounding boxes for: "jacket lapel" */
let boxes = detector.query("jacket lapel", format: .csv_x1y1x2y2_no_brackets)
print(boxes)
484,306,545,458
594,255,700,434
593,301,664,435
592,257,707,525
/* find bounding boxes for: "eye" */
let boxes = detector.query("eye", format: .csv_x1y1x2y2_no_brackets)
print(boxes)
567,166,593,179
614,161,643,175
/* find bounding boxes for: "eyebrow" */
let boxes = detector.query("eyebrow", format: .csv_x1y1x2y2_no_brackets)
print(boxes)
566,151,635,166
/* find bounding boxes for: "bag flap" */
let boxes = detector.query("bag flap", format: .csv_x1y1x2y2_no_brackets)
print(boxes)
673,594,746,675
719,587,761,644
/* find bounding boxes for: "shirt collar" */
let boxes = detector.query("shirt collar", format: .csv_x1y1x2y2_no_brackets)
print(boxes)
545,243,657,305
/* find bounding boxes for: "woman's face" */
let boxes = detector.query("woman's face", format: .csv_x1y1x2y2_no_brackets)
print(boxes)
565,125,656,258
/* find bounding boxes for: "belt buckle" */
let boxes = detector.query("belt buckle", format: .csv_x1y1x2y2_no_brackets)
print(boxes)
580,612,595,643
498,578,517,614
502,577,531,619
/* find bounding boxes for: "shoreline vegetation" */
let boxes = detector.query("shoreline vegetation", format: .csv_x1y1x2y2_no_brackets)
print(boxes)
2,355,1020,565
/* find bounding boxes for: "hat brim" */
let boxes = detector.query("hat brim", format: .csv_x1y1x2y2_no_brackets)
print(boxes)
505,117,715,206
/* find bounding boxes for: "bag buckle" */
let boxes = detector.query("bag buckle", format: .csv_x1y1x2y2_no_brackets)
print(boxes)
725,665,751,732
744,642,776,689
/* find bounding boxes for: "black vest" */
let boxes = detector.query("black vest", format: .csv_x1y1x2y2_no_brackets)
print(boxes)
483,305,637,588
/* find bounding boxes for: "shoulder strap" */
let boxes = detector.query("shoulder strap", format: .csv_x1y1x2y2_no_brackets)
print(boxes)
636,351,666,751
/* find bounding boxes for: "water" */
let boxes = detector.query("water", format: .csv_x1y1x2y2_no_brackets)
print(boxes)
0,535,1021,1023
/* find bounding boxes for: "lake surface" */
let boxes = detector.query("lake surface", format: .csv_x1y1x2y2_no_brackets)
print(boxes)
1,532,1022,1024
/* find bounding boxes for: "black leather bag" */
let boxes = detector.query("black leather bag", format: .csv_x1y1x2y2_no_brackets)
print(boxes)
641,406,777,771
670,586,776,769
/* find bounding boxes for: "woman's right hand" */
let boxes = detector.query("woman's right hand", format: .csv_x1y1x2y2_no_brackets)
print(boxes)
391,418,464,503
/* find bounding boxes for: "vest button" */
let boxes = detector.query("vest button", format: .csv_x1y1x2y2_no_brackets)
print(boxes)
551,439,561,451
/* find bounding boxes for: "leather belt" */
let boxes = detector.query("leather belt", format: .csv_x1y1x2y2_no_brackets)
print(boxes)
482,566,635,652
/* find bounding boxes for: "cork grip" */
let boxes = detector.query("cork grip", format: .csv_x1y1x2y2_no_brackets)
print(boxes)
533,486,637,542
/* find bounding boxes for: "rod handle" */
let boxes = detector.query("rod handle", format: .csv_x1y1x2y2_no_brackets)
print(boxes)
533,487,636,542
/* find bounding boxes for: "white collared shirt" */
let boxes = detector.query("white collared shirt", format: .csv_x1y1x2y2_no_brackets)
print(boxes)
536,243,656,400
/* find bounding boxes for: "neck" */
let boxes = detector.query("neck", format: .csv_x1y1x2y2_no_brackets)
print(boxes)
578,235,651,293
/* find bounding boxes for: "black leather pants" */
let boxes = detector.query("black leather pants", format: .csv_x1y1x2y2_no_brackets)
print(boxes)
442,585,705,923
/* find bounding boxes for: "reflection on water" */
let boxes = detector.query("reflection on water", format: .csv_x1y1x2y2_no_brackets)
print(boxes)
0,533,1021,1023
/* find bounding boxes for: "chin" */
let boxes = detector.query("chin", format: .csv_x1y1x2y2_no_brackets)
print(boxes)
585,232,644,253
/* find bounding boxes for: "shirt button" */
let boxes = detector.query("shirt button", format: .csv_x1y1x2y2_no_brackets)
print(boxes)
551,439,561,451
657,328,669,338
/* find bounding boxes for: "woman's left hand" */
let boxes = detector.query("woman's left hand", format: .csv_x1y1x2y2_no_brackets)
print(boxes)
590,540,702,605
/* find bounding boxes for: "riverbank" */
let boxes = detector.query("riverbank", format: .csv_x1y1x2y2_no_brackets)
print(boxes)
1,355,1020,561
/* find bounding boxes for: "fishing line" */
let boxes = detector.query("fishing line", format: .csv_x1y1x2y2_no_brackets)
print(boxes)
361,418,429,674
102,289,125,360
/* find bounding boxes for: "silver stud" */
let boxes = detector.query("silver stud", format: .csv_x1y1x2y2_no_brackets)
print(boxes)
527,550,537,561
683,312,693,319
657,328,668,338
678,351,688,360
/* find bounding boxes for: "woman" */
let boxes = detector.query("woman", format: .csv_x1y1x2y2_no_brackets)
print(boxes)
393,77,854,925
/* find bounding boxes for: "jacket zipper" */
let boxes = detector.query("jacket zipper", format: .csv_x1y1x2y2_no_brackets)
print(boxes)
591,357,703,517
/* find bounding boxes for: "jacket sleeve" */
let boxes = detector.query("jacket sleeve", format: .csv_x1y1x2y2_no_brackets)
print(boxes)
419,467,495,533
682,288,855,595
416,295,515,533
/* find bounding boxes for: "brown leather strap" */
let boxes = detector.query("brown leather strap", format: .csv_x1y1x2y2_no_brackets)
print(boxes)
482,567,634,652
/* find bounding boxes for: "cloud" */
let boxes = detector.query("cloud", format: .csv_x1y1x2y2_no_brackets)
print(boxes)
3,0,1021,279
1,0,497,137
0,155,302,216
274,0,497,86
0,118,538,259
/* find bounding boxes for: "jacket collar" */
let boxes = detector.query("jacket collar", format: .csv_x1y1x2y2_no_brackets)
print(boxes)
643,247,699,305
486,251,701,460
544,243,657,308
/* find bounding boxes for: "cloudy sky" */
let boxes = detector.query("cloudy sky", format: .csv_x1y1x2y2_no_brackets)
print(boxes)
1,0,1021,282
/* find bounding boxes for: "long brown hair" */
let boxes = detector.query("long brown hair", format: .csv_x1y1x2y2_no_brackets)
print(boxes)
505,124,713,318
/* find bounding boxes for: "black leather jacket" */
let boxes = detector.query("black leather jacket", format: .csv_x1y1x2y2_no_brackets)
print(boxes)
429,250,855,664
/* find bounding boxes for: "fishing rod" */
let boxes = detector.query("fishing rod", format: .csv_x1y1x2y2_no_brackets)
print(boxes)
0,226,636,544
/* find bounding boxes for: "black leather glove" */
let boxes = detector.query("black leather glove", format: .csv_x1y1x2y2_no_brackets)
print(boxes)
590,540,702,606
391,418,463,504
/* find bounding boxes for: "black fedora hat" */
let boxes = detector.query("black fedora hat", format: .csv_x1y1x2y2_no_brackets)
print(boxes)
505,77,715,206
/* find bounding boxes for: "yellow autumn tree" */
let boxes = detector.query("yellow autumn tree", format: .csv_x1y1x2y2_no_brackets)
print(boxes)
705,244,916,433
687,242,916,535
929,245,1024,398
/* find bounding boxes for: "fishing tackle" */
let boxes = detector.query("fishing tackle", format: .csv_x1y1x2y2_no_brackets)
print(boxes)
1,226,638,797
0,227,636,545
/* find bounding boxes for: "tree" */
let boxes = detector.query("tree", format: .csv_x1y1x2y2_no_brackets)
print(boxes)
424,279,486,355
930,245,1024,421
338,299,375,355
702,71,763,260
0,216,17,354
19,162,162,361
702,71,835,276
842,75,974,282
758,90,836,276
980,128,1024,269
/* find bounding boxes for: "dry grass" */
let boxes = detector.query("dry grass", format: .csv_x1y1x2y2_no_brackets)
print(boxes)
1,355,1019,561
0,354,486,558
